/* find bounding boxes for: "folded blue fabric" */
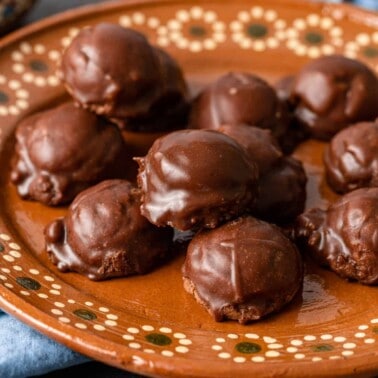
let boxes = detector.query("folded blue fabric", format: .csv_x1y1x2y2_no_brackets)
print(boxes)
317,0,378,10
350,0,378,10
0,310,89,377
326,0,378,9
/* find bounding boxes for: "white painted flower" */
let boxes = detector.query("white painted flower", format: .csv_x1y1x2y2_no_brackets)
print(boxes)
157,6,226,52
230,7,286,51
285,14,344,58
211,333,286,362
0,75,29,117
119,12,162,46
119,12,161,43
120,325,192,356
60,27,81,49
344,32,378,73
11,41,61,87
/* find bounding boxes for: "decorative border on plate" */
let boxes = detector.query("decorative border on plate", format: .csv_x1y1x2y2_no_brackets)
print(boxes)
0,5,378,117
0,231,376,362
0,2,377,368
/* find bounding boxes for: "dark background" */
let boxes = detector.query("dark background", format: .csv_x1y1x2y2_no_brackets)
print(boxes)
22,0,110,24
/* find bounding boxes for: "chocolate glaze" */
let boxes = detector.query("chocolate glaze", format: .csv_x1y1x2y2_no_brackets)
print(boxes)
182,216,303,324
62,23,161,119
61,23,189,131
219,124,307,223
45,180,173,281
295,187,378,285
252,156,307,224
118,47,190,132
274,75,309,148
290,55,378,140
136,129,259,231
10,102,127,206
324,121,378,193
218,124,282,174
275,75,296,105
189,72,294,152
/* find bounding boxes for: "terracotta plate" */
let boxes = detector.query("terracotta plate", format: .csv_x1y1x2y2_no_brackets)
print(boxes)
0,0,377,377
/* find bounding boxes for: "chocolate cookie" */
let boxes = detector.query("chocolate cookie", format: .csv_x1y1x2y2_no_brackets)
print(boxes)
183,216,303,323
45,180,173,281
136,129,259,231
61,23,189,131
10,102,127,206
189,72,294,152
290,55,378,140
324,121,378,193
219,124,307,223
295,187,378,285
252,156,307,224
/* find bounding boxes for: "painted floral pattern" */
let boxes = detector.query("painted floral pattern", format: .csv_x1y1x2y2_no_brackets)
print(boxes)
0,3,376,371
156,6,226,52
11,42,61,87
230,7,286,51
0,75,29,116
344,32,378,71
0,228,376,363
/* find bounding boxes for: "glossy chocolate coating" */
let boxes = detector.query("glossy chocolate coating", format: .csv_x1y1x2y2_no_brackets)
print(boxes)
295,188,378,285
61,23,189,131
252,156,307,224
218,124,282,174
61,23,161,118
182,216,303,324
219,125,307,223
274,75,310,149
10,102,126,206
291,55,378,140
275,75,295,105
45,180,173,281
120,47,190,132
136,129,259,231
189,72,292,151
324,121,378,193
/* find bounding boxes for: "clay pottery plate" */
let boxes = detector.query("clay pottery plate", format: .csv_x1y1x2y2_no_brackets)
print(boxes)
0,0,377,377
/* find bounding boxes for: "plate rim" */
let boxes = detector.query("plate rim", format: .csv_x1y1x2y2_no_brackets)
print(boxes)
0,0,377,377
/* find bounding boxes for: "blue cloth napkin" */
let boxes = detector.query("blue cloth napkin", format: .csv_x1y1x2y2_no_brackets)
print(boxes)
329,0,378,9
326,0,378,9
350,0,378,10
0,310,89,377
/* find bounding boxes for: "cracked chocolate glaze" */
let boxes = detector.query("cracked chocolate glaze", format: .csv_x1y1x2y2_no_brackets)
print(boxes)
189,72,294,152
61,23,163,121
324,121,378,193
295,187,378,285
136,129,259,231
182,216,303,324
45,180,173,281
219,124,307,224
10,102,127,206
290,54,378,140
